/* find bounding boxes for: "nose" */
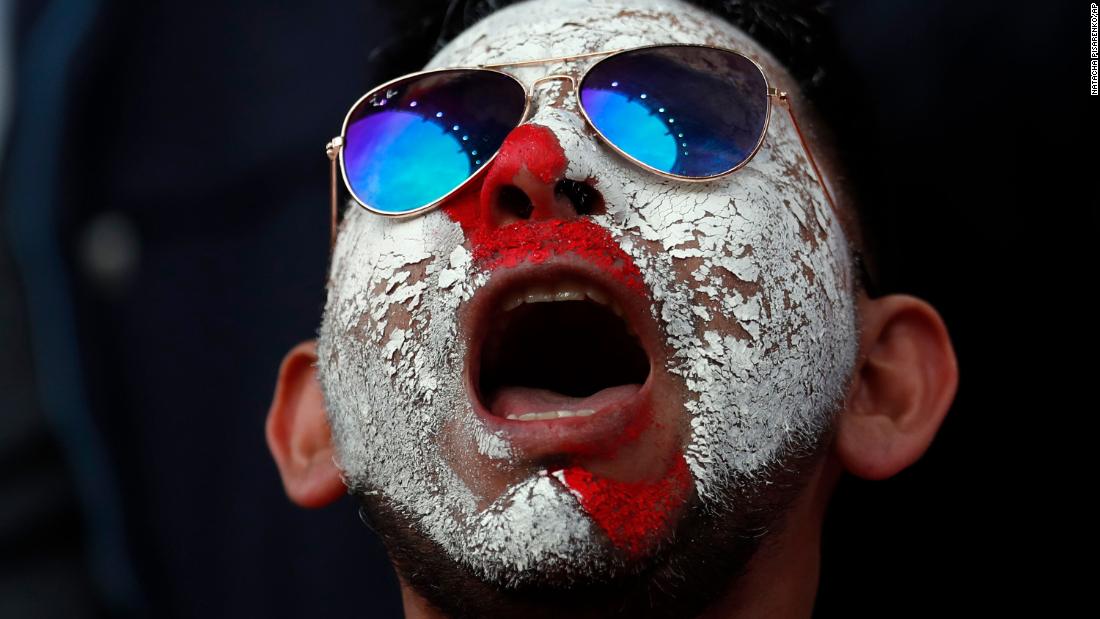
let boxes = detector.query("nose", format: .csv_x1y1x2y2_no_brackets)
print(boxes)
479,123,603,228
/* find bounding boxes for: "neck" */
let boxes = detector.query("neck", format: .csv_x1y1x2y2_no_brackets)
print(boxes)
399,578,447,619
696,455,839,619
399,455,841,619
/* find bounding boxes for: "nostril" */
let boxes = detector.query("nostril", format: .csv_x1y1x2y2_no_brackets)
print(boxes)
497,185,534,220
555,179,605,216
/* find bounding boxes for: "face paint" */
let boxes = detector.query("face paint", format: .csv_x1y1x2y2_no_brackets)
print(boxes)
317,0,859,590
552,456,693,559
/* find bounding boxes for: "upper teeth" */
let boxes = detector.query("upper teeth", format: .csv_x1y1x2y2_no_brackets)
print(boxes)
501,281,622,314
505,409,597,421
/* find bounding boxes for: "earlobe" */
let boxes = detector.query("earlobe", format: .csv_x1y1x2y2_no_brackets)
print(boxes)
265,340,347,508
835,294,959,480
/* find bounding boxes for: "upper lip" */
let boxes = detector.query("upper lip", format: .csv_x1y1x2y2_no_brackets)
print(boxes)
460,250,662,461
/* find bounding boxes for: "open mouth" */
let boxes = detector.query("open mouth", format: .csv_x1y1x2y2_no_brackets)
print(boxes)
477,277,651,421
465,264,655,434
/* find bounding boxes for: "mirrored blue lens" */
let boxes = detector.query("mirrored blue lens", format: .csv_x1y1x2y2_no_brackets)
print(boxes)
579,46,769,178
343,70,526,214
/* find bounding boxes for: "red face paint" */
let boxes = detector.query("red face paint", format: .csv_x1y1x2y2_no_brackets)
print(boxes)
481,123,567,186
472,219,647,294
553,454,693,558
445,123,684,556
443,123,566,234
442,123,646,294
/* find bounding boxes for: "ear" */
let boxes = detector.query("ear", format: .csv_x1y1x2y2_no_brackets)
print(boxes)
835,294,959,480
265,340,346,507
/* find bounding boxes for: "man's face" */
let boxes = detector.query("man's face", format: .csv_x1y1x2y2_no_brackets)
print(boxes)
318,0,858,607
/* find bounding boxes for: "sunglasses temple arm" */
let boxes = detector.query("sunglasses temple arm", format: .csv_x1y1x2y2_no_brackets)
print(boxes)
325,137,343,250
772,94,837,217
775,94,878,296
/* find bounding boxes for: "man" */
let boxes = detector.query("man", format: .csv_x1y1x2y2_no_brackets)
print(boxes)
266,0,958,617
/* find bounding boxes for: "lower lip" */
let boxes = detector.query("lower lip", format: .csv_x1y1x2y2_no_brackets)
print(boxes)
466,370,655,461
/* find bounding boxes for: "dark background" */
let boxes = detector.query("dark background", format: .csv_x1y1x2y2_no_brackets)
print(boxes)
0,0,1081,617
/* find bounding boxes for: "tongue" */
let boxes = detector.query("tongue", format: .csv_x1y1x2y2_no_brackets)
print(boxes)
488,384,641,419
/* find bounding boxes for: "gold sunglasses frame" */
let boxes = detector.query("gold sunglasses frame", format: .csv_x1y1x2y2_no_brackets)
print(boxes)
324,43,837,248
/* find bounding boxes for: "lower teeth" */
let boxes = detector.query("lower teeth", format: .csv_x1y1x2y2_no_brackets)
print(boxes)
505,409,596,421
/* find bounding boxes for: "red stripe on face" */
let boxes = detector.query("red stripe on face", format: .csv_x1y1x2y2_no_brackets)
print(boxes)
470,219,647,294
441,124,645,294
444,125,681,545
554,454,693,558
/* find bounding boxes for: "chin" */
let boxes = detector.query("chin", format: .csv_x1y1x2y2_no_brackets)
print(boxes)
354,424,833,619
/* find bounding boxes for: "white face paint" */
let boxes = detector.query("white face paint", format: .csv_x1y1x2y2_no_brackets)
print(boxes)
317,0,858,589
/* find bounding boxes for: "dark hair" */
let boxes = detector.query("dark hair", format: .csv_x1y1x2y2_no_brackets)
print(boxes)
376,0,880,293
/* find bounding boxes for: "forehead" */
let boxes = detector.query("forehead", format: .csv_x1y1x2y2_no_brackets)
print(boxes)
426,0,790,88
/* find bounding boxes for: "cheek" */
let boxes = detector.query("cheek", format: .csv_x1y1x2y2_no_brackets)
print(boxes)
325,208,475,393
653,191,846,350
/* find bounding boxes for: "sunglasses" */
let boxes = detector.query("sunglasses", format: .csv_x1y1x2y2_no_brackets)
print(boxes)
324,43,837,239
322,43,881,295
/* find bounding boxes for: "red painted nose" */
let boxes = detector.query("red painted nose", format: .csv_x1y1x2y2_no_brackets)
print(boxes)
479,123,603,228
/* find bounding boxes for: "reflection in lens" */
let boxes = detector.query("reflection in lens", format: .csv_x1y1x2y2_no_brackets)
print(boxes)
345,112,469,213
343,70,526,214
579,90,677,173
580,45,769,178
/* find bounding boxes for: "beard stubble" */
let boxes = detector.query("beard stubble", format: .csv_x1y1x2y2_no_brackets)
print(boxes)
349,420,836,619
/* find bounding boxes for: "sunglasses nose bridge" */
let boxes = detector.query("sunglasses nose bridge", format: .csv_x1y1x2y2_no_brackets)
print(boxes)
526,74,584,123
531,73,577,91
